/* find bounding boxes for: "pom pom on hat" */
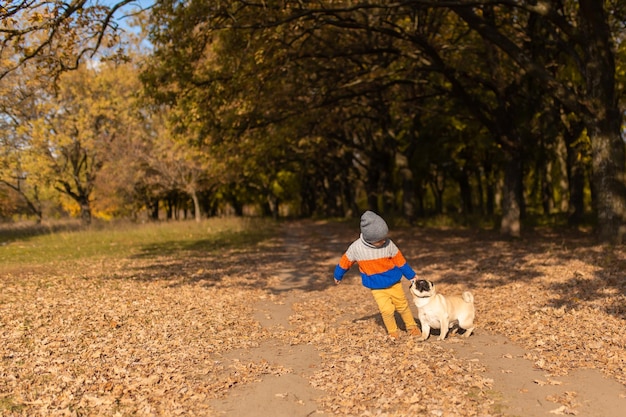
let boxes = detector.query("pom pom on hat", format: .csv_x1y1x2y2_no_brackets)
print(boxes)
360,211,388,243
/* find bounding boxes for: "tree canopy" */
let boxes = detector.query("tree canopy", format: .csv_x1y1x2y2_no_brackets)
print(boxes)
1,0,625,242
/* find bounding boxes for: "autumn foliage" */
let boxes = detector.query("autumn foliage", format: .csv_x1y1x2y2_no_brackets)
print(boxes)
0,219,624,415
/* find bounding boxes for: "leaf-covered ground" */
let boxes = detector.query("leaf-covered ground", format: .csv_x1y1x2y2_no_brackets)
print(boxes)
1,220,625,416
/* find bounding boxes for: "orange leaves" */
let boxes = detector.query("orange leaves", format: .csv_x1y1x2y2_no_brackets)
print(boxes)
1,221,626,416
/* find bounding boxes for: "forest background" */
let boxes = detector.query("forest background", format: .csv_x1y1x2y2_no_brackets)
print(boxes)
1,1,626,243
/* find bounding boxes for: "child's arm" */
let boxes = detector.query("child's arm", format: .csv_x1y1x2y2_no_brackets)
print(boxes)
393,249,417,280
333,253,354,284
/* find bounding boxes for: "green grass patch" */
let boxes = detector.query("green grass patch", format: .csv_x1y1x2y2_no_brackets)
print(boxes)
0,396,25,413
0,217,278,267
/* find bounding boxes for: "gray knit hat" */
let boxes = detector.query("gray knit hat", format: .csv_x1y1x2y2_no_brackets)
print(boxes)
360,211,389,243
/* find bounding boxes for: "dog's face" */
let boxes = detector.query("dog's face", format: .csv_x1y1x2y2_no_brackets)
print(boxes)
410,279,436,297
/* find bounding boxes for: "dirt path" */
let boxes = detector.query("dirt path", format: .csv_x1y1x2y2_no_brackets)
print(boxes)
210,293,326,417
453,334,626,416
209,220,626,417
209,226,331,417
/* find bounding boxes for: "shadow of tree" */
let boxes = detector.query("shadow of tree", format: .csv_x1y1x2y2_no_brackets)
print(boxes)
0,219,84,244
119,220,350,293
104,220,624,321
394,227,626,321
546,275,626,320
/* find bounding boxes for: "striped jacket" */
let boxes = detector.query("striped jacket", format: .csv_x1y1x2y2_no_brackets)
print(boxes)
333,235,416,289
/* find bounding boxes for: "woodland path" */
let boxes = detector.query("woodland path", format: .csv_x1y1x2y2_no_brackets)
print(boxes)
209,220,626,417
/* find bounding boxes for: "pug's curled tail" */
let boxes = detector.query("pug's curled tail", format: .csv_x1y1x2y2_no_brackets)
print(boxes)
462,291,474,303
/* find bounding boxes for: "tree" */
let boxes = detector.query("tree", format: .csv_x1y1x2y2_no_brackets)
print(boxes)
137,111,226,222
25,61,141,224
0,60,54,222
449,1,625,242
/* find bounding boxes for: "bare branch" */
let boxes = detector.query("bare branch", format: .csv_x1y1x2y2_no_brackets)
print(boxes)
0,0,147,81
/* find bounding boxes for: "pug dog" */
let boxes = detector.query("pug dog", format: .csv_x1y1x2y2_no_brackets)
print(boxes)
409,279,475,341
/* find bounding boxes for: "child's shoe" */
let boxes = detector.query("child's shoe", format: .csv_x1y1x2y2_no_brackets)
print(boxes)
408,327,421,337
389,331,400,340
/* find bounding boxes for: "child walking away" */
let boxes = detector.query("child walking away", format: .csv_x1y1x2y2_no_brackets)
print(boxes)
334,211,421,340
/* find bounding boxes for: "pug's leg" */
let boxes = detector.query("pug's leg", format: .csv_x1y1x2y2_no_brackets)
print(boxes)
458,315,475,337
438,316,449,340
418,322,430,341
462,325,475,337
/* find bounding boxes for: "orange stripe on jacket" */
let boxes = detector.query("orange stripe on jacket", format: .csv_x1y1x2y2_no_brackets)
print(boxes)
337,244,409,275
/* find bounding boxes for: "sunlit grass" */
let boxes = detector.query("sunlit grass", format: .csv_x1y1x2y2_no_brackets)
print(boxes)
0,217,278,267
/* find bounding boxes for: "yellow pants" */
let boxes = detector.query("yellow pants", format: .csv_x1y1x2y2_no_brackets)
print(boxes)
371,282,418,334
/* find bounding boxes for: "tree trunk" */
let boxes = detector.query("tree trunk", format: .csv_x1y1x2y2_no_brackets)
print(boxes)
166,197,174,219
429,168,445,215
397,153,416,221
589,125,626,243
563,126,587,226
458,168,473,215
190,189,201,222
500,153,522,237
232,198,244,216
541,159,554,215
150,199,159,220
579,0,626,244
579,0,626,243
267,195,279,219
483,160,495,216
555,134,570,214
80,200,92,225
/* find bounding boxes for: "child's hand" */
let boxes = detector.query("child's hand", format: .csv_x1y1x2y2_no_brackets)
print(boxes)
334,278,341,285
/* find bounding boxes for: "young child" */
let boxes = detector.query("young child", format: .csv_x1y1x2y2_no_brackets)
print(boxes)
334,210,421,340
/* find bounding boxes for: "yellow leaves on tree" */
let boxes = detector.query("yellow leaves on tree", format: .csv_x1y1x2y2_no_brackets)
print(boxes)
24,61,143,224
